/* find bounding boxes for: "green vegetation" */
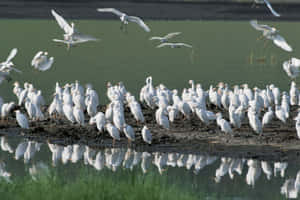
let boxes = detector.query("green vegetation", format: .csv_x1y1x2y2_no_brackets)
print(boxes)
0,169,201,200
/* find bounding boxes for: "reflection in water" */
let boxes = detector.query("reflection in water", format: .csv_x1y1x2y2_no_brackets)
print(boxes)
1,135,300,199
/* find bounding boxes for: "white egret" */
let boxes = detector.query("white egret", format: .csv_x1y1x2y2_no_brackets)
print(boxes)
123,124,135,143
250,20,292,52
105,123,121,144
31,51,54,71
283,58,300,79
51,9,98,49
254,0,280,17
216,113,233,135
73,105,85,126
156,42,192,49
149,32,181,43
97,8,150,32
262,107,274,127
142,125,152,144
15,110,29,129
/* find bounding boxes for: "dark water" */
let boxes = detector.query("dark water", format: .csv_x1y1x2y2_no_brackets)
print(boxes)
0,135,299,199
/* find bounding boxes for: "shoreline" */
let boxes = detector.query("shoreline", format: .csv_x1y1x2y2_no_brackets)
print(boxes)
1,104,300,162
1,1,300,21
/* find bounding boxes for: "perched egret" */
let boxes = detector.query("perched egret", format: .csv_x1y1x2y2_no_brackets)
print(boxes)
15,110,29,129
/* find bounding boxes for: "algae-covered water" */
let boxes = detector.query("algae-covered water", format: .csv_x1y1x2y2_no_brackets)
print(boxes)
0,20,299,103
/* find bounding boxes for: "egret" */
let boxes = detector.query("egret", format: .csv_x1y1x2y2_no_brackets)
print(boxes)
262,107,274,127
156,42,192,49
105,123,121,145
149,32,181,43
250,20,292,52
15,110,29,129
283,58,300,79
142,125,152,144
123,124,135,144
254,0,280,17
51,9,98,49
97,8,150,32
31,51,54,71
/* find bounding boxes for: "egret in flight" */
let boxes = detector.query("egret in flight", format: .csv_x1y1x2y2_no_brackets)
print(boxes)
97,8,150,32
31,51,54,71
250,20,292,52
156,42,192,49
0,48,21,84
254,0,280,17
51,9,98,50
149,32,181,43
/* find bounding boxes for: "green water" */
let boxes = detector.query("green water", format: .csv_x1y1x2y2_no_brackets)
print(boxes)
0,19,299,103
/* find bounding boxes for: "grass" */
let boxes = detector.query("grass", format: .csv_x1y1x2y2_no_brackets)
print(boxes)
0,168,202,200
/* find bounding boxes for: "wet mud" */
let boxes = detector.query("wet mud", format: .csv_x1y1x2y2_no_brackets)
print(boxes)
1,103,300,162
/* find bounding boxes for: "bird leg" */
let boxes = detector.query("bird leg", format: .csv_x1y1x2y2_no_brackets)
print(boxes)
120,22,124,31
257,35,264,41
112,139,115,147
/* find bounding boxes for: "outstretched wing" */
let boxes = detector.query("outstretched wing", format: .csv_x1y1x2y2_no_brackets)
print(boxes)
51,9,72,34
127,16,150,32
31,51,43,66
177,43,193,48
263,0,280,17
250,20,273,32
53,39,69,44
96,8,125,17
156,43,173,48
149,36,163,41
273,34,292,52
39,57,54,72
73,33,99,42
6,48,18,63
164,32,181,40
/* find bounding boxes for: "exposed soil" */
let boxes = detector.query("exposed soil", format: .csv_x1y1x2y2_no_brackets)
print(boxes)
1,1,300,21
1,103,300,162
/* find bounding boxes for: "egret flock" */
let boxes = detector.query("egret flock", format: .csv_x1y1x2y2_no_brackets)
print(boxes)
1,3,300,146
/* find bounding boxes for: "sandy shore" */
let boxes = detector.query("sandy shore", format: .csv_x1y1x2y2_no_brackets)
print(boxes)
1,103,300,162
1,1,300,21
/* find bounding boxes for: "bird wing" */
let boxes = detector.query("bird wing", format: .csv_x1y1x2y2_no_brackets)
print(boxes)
9,66,22,73
127,16,150,32
164,32,181,40
51,9,72,34
177,43,193,48
250,20,273,32
39,57,54,72
31,51,43,66
53,39,69,44
263,0,280,17
149,36,163,41
96,8,125,17
73,33,99,42
156,43,173,48
6,48,18,63
291,58,300,66
273,34,292,52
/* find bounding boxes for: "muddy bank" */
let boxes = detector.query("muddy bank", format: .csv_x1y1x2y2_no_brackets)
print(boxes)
1,103,300,162
1,1,300,21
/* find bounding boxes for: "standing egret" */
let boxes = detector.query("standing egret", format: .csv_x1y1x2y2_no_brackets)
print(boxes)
15,110,29,129
142,125,152,144
123,124,135,144
105,123,120,145
97,8,150,32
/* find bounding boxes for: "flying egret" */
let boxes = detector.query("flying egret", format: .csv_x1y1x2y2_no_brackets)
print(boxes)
149,32,181,43
0,48,21,84
31,51,54,71
250,20,292,52
156,42,192,49
51,9,98,49
283,58,300,79
97,8,150,32
254,0,280,17
15,110,29,129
